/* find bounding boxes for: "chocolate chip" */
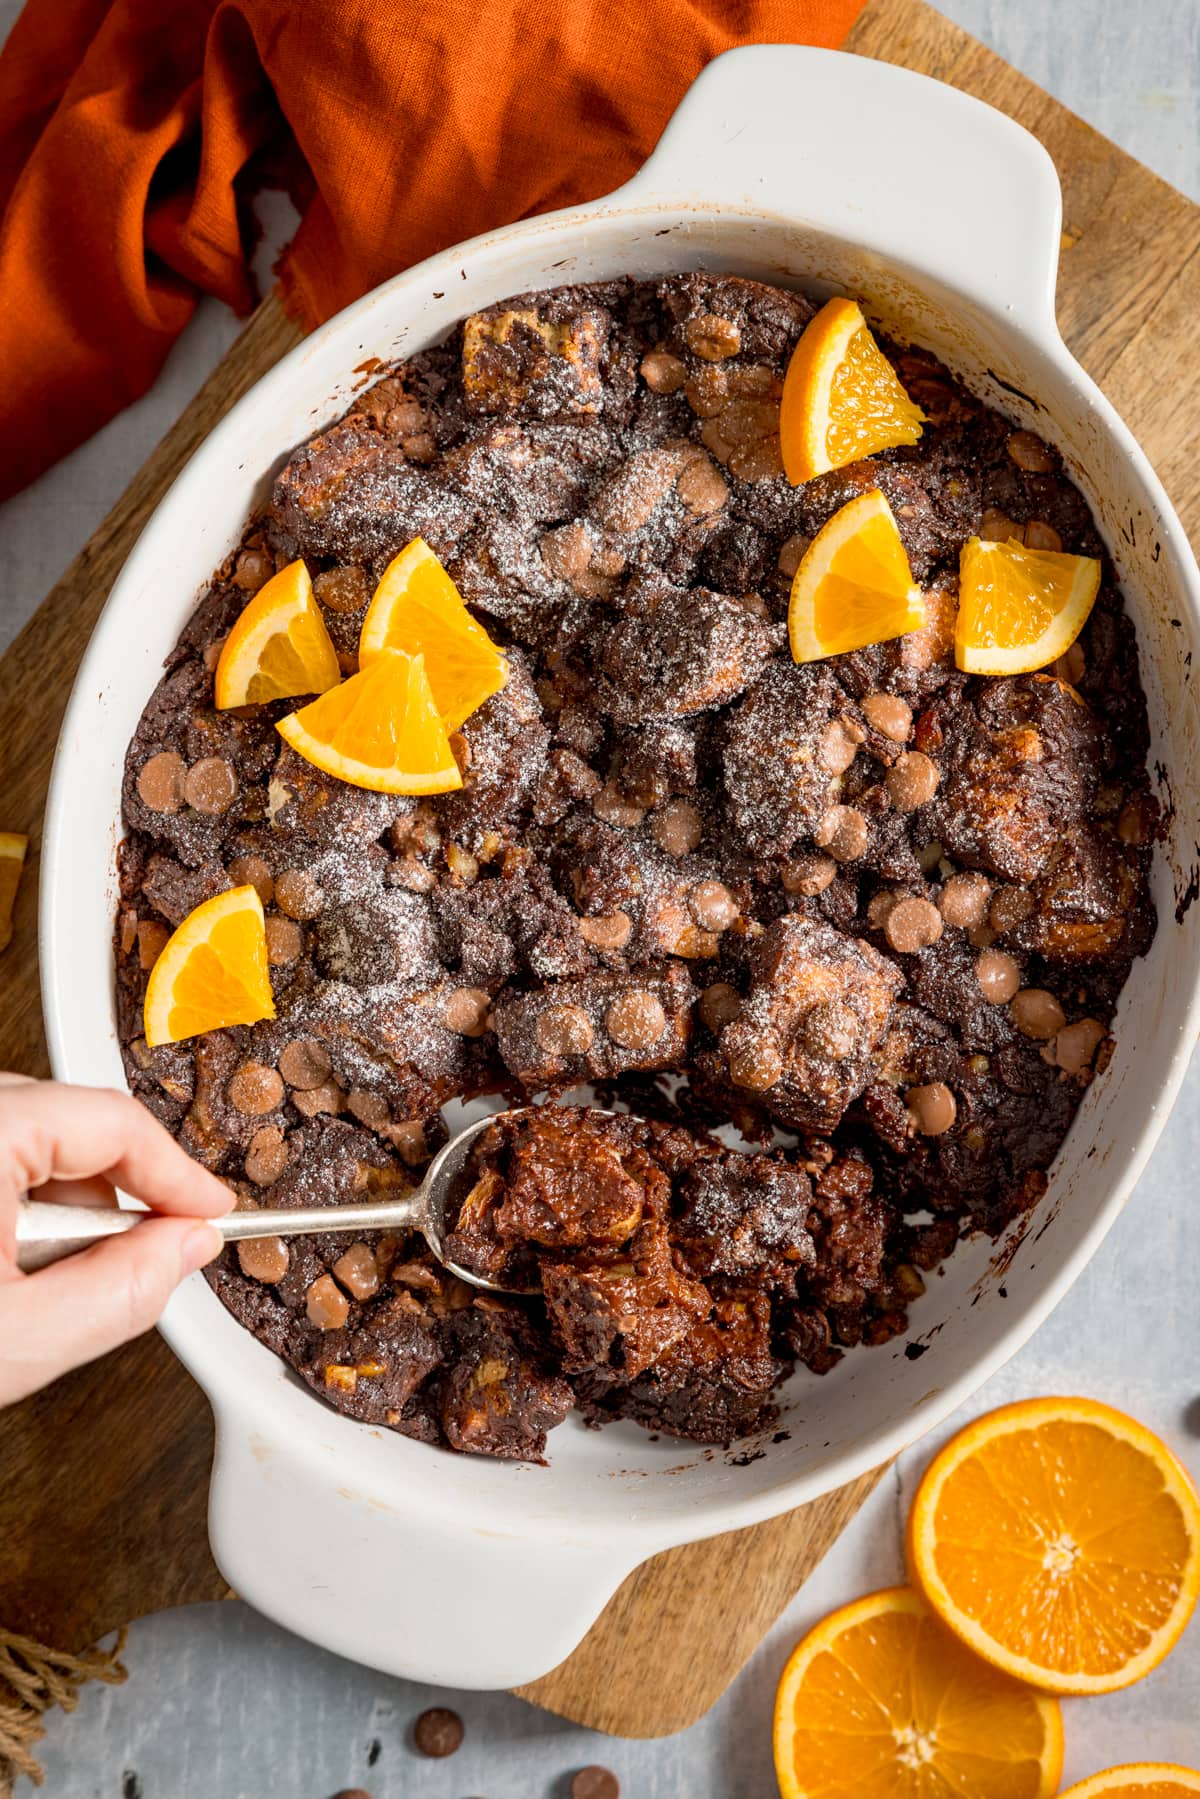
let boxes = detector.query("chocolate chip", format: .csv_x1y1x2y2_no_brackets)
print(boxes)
1024,519,1063,552
275,868,324,919
605,990,666,1050
265,915,303,964
330,1787,374,1798
938,872,991,929
699,981,741,1032
444,986,492,1036
885,750,939,811
801,1002,859,1060
332,1243,380,1301
313,566,371,613
781,854,836,897
227,1063,284,1116
306,1274,349,1331
386,1119,427,1164
237,1236,289,1283
244,1125,288,1185
1052,1017,1106,1073
688,880,738,933
413,1707,463,1758
228,854,274,905
278,1037,333,1090
536,1004,595,1057
675,456,728,517
777,532,810,579
861,692,912,742
906,1083,956,1136
651,800,703,857
234,548,275,591
1007,429,1056,472
347,1089,390,1130
291,1080,345,1118
136,751,187,814
819,718,859,775
885,897,943,953
184,756,238,815
1010,988,1066,1040
815,805,868,863
571,1764,620,1798
724,1024,783,1091
976,949,1020,1004
685,313,741,360
579,912,632,951
639,349,687,394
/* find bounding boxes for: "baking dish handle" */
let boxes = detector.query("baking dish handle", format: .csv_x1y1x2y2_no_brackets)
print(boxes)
207,1416,640,1688
619,44,1062,335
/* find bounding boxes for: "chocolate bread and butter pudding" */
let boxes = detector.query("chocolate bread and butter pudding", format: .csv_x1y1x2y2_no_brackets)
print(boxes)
116,274,1156,1461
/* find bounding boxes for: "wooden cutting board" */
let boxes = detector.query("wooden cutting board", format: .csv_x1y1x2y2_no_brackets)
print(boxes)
2,0,1198,1741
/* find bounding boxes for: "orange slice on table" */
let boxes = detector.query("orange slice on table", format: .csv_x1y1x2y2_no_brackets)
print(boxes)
908,1396,1200,1695
276,647,463,796
143,885,275,1048
788,488,926,663
358,537,508,731
781,296,925,485
955,535,1101,675
773,1585,1062,1799
214,559,341,708
0,831,29,954
1061,1768,1200,1798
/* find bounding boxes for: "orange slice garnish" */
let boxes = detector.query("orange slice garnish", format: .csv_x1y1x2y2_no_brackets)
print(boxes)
358,537,507,731
214,559,341,708
788,488,926,663
276,648,463,796
0,831,29,954
143,885,275,1048
955,535,1101,674
1062,1768,1200,1798
773,1585,1063,1799
781,297,925,485
908,1396,1200,1695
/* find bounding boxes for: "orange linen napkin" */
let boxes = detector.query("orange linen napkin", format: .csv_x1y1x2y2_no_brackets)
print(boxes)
0,0,866,503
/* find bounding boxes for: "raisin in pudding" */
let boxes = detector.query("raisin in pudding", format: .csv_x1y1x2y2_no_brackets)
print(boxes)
116,273,1157,1462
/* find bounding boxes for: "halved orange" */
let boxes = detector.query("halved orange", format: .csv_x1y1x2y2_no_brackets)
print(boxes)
781,297,925,485
789,488,926,663
214,559,341,708
908,1396,1200,1695
358,537,508,731
276,647,463,795
1061,1767,1200,1798
773,1585,1063,1799
0,831,29,954
143,884,275,1048
955,535,1101,675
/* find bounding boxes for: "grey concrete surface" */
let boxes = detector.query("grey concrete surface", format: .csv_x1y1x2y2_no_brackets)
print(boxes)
2,1,1198,1792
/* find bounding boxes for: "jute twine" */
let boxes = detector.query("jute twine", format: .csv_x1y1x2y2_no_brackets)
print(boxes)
0,1626,128,1795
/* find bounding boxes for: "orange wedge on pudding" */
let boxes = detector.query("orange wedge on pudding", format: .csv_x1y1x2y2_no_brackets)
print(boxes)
773,1585,1063,1799
143,884,275,1048
358,537,507,731
1060,1768,1200,1798
908,1395,1200,1695
955,534,1101,674
214,559,341,708
781,297,925,485
276,647,463,795
788,488,926,664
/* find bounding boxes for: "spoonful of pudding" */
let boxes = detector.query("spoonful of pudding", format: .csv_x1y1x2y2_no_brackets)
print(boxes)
15,1106,591,1292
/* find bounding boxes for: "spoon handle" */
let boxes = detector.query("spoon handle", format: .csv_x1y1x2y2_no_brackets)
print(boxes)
14,1192,429,1273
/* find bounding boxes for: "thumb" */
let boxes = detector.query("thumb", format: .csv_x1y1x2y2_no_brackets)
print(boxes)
0,1215,222,1406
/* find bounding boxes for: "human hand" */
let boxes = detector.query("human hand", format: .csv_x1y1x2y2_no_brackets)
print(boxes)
0,1075,233,1406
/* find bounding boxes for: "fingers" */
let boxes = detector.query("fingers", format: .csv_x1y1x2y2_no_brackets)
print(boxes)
0,1215,223,1406
0,1082,233,1219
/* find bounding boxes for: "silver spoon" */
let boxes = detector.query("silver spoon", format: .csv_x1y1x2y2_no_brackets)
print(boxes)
14,1107,537,1290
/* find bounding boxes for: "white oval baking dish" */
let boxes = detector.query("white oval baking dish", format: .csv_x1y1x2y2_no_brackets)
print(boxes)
40,45,1200,1689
